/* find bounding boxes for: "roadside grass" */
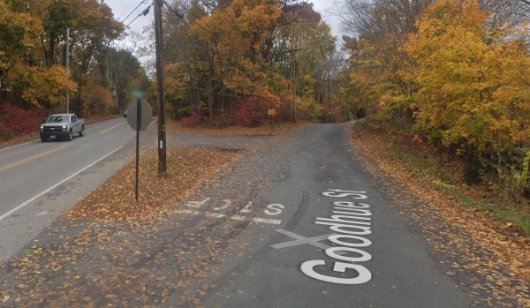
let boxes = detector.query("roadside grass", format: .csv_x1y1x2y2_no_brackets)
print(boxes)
432,180,530,235
392,150,451,182
351,122,530,237
166,119,313,136
65,147,241,221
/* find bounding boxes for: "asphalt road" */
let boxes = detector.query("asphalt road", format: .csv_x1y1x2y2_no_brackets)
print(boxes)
0,123,496,307
0,118,137,260
0,118,134,215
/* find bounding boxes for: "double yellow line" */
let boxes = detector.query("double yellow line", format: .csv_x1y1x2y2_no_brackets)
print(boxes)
0,145,70,172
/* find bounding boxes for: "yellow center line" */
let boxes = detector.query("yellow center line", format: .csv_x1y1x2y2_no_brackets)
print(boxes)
100,122,126,134
0,145,70,172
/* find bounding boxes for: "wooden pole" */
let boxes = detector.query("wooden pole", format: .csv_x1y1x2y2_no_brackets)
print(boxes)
154,0,167,174
65,27,69,114
293,50,297,124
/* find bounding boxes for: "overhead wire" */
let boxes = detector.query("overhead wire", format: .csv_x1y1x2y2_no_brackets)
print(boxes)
121,0,148,24
117,0,136,21
125,3,153,29
162,1,212,34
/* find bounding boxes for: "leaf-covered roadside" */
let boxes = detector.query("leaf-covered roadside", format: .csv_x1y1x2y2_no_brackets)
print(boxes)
65,147,241,221
166,119,313,136
349,123,530,307
0,131,293,307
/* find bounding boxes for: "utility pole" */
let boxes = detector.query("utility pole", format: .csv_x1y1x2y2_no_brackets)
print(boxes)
285,48,302,123
105,54,109,90
327,79,331,123
293,51,297,123
115,70,119,107
65,27,69,114
154,0,167,174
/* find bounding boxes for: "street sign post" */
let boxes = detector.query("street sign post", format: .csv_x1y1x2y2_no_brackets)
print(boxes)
126,99,152,131
268,108,276,129
126,97,152,201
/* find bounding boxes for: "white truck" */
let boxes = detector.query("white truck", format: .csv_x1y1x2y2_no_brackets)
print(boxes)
40,114,85,142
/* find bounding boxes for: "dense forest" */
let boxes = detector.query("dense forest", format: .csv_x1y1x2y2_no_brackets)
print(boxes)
338,0,530,202
0,0,148,137
157,0,343,126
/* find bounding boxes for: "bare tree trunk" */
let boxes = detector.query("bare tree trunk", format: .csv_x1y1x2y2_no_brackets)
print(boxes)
48,35,55,66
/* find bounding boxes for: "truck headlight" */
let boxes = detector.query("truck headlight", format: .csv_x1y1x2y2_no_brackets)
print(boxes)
62,125,67,131
40,126,44,131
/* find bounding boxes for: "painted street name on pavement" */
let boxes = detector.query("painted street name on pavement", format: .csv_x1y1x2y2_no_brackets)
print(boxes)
174,198,285,225
301,189,373,285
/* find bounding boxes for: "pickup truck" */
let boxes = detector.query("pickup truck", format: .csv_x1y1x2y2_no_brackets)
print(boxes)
40,114,85,142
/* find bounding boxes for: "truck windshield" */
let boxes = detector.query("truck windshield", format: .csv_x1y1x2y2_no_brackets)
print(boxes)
46,116,68,123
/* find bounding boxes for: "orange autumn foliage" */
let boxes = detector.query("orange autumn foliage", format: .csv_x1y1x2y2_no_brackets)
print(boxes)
405,0,530,153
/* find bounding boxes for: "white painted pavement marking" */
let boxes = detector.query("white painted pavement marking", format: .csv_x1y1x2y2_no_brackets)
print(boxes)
252,218,282,224
183,199,285,217
0,146,124,222
213,199,231,211
0,140,39,153
186,198,210,208
300,189,372,284
239,201,252,214
178,209,194,214
174,210,281,225
208,213,225,218
271,229,336,250
264,204,284,216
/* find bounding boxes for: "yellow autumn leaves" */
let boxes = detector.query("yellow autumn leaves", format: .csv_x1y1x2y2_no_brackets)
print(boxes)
405,0,530,152
347,0,529,156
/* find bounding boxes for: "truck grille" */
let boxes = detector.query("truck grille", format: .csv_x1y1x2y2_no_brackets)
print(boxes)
43,126,64,132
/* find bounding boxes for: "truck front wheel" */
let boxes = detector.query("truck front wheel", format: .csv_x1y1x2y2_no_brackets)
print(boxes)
68,129,73,141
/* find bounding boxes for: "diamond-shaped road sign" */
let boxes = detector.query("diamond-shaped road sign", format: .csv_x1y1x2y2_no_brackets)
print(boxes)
126,99,153,131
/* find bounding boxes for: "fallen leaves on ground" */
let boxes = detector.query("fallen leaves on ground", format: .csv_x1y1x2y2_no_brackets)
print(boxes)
0,132,39,150
166,119,313,136
0,124,308,307
65,147,241,221
349,124,530,307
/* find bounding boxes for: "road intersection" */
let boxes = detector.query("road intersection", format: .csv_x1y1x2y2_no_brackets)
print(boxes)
0,121,514,306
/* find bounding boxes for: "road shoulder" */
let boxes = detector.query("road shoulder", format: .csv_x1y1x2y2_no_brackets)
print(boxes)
348,122,530,306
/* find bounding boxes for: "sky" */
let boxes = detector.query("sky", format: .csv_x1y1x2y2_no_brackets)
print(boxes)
104,0,345,43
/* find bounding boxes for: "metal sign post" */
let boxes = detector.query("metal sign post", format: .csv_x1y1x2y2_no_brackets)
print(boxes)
127,92,152,201
135,98,141,201
268,108,276,129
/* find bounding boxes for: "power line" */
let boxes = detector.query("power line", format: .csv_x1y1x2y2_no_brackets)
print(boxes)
121,0,148,24
118,0,136,21
125,3,153,29
190,18,212,34
161,1,211,34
